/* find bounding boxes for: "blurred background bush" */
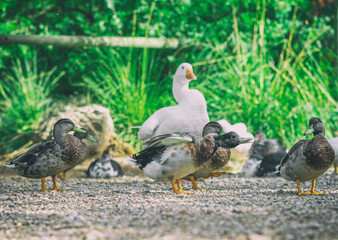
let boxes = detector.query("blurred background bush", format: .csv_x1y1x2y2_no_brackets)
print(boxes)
0,0,337,154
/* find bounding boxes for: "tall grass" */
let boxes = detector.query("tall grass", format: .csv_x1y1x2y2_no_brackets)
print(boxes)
81,47,172,148
193,3,337,148
0,50,64,153
81,3,174,149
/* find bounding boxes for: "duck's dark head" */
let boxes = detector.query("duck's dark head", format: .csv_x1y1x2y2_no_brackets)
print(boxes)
255,130,266,141
214,131,253,148
303,117,325,137
74,128,96,142
101,150,110,160
53,118,85,139
202,122,223,137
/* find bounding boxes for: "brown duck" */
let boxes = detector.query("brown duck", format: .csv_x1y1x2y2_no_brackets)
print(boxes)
129,122,252,194
183,122,252,189
278,117,335,195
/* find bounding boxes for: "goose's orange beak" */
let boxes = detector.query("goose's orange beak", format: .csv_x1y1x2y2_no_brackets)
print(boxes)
186,69,197,80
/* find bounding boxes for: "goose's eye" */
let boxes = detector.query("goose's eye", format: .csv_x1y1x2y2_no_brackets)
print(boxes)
182,66,184,69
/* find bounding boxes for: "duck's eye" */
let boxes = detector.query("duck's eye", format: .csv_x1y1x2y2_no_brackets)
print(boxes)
182,66,184,69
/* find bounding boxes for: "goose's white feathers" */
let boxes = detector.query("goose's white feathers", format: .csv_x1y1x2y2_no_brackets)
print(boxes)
138,63,209,140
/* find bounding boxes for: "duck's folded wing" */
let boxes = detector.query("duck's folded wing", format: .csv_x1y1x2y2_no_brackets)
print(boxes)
279,140,308,168
10,140,56,165
141,132,197,150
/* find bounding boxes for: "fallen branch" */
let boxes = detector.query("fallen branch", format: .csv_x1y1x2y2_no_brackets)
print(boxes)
0,34,179,49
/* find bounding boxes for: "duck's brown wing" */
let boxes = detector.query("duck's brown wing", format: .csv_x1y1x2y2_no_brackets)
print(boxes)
279,140,308,168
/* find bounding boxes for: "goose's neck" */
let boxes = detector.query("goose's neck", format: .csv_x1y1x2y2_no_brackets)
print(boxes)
173,79,190,103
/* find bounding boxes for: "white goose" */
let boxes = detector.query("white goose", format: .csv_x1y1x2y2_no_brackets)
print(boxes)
138,63,209,140
218,119,254,153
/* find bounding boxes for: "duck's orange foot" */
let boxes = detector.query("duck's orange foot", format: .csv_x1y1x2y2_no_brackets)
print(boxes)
170,179,192,194
203,171,227,179
173,189,191,194
57,172,67,181
308,191,323,195
53,188,67,191
188,176,205,190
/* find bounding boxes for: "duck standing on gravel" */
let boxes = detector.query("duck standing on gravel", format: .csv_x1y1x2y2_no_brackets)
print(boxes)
5,118,86,191
278,117,335,195
129,122,252,194
58,128,96,181
182,122,251,189
137,63,209,140
86,150,124,178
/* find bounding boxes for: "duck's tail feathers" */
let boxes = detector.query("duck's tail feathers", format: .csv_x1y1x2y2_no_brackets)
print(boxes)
127,156,142,167
274,165,281,175
5,163,15,168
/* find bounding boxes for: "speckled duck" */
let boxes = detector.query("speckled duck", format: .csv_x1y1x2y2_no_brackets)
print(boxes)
183,122,252,189
129,122,252,194
278,117,335,195
58,128,96,181
86,150,124,178
6,118,86,191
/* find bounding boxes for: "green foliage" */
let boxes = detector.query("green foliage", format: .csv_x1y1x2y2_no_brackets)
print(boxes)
79,47,173,148
0,49,64,153
0,0,336,154
193,4,337,148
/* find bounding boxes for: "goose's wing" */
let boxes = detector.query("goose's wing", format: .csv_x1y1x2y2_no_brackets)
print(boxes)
279,140,308,168
138,114,160,140
141,132,197,150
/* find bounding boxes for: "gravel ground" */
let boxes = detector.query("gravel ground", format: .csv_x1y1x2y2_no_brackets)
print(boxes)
0,172,337,240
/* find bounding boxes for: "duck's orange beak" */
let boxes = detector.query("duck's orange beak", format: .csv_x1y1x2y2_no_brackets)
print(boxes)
186,69,197,80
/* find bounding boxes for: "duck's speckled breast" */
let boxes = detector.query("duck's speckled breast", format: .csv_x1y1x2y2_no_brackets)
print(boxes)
304,135,335,170
60,135,84,166
187,147,230,179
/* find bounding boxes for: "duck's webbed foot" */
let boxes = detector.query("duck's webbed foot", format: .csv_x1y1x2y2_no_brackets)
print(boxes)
203,171,227,179
41,178,49,192
170,179,190,194
52,176,67,191
57,172,67,181
308,179,323,195
189,176,205,190
296,180,308,195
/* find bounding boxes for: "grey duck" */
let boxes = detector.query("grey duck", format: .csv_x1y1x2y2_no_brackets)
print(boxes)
278,117,335,195
6,118,86,191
